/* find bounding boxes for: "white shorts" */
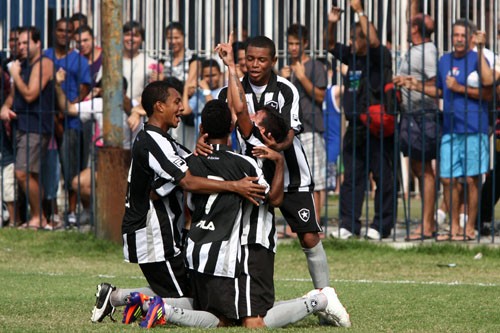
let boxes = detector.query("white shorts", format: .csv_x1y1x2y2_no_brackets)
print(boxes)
300,132,327,190
0,163,15,202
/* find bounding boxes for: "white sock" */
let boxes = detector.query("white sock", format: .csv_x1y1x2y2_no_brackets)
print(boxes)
303,241,330,289
263,294,326,328
164,304,219,328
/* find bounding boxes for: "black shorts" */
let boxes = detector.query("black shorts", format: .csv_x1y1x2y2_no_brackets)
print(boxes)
279,192,322,233
238,244,275,318
400,112,440,162
139,255,190,298
190,270,239,321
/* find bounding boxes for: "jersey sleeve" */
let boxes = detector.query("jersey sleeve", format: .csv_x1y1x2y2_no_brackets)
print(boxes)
145,130,188,196
278,79,302,132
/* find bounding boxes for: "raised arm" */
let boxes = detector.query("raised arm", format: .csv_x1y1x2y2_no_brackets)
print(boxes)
216,32,254,138
327,7,343,50
475,31,494,87
351,0,380,48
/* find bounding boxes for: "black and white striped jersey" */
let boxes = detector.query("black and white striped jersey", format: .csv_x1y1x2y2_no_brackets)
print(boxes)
238,125,278,253
219,72,313,192
185,144,269,278
122,124,192,264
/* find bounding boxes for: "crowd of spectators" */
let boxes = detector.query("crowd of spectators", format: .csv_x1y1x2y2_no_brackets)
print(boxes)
1,1,500,241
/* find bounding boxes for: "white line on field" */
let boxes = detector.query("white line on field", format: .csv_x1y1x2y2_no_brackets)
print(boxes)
278,278,500,287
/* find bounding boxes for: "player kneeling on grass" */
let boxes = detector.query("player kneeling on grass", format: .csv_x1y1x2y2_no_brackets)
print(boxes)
110,98,351,328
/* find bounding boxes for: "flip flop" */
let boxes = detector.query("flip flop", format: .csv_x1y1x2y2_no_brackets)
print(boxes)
405,233,435,241
436,233,452,241
17,223,40,230
451,234,476,241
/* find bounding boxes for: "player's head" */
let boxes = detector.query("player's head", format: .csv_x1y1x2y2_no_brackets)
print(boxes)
245,36,277,86
141,81,184,129
200,100,232,139
253,106,289,144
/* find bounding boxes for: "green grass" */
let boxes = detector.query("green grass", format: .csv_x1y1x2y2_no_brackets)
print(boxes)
1,230,500,332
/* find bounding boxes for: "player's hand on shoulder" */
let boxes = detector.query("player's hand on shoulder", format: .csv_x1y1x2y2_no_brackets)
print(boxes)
194,133,212,156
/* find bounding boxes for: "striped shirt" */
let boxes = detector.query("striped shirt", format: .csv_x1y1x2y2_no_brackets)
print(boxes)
219,72,313,192
239,125,278,253
122,124,191,264
185,144,269,278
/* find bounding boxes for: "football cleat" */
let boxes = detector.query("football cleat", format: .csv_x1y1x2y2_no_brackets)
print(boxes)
123,292,150,324
320,287,351,327
91,283,116,323
139,296,167,328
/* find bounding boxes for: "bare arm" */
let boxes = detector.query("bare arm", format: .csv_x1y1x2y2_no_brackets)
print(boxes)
351,0,380,48
215,32,254,137
252,146,284,207
407,76,442,98
291,61,326,104
475,31,494,87
327,7,342,50
262,129,294,152
10,58,54,103
0,88,16,121
179,171,266,206
74,83,90,103
182,79,195,117
446,76,493,101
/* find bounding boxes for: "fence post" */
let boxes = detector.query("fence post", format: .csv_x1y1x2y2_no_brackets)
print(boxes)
97,0,129,243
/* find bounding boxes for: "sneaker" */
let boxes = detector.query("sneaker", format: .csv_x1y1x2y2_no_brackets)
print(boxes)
365,228,381,240
67,212,77,225
330,227,353,239
91,283,116,323
140,296,167,328
320,287,351,327
123,292,150,324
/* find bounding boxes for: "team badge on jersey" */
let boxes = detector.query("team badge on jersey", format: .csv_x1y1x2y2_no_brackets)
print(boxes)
298,208,310,222
266,100,279,110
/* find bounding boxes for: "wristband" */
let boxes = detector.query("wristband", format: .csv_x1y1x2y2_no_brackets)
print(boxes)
358,11,365,17
202,89,211,96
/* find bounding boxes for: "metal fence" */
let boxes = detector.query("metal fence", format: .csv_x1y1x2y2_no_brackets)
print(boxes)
1,0,500,243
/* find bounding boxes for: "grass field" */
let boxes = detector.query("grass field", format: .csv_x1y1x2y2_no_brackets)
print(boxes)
1,229,500,332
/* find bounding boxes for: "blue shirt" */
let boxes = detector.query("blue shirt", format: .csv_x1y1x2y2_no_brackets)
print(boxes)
44,48,91,130
437,50,489,134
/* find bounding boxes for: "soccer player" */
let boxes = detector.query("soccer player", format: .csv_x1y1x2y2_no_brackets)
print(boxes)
118,95,350,329
216,33,351,328
215,34,332,294
91,80,266,323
